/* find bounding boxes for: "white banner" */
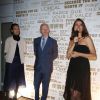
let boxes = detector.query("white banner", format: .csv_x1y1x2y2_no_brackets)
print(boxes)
9,0,100,100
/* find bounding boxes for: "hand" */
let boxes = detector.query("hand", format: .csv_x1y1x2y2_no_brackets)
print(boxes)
71,51,80,58
66,51,72,60
66,53,71,60
74,37,78,43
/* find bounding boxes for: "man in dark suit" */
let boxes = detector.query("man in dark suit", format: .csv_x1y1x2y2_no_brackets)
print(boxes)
33,23,58,100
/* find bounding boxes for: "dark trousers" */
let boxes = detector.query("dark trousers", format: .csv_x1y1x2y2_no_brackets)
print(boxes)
34,70,51,100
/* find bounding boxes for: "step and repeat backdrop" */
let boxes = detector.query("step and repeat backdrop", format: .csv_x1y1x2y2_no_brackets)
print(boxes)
1,0,100,100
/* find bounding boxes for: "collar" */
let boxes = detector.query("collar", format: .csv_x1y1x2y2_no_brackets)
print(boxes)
41,36,48,40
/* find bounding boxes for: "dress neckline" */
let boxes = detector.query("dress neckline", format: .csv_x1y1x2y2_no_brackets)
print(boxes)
77,44,89,49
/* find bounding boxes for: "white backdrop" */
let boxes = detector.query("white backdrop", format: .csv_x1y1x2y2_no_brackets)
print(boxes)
1,0,100,100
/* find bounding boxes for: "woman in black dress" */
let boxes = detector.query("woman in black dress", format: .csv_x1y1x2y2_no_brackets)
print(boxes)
4,23,26,100
63,18,97,100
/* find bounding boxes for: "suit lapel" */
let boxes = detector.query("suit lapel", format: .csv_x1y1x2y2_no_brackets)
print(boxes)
38,37,42,52
38,36,50,52
42,37,50,52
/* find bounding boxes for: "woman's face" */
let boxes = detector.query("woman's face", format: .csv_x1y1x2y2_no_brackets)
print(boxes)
11,26,20,35
74,21,83,33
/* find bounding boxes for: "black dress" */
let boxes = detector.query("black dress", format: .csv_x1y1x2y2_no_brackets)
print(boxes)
64,45,91,100
4,43,26,91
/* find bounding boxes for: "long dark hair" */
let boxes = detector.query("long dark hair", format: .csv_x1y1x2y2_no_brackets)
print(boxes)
10,23,19,34
70,18,89,40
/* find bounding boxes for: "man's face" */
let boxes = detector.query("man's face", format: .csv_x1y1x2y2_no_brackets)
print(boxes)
41,25,49,36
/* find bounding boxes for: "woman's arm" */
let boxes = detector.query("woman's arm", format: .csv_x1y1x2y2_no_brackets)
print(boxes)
24,39,27,54
66,40,75,60
71,36,97,60
4,38,9,55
